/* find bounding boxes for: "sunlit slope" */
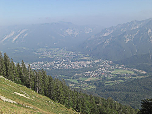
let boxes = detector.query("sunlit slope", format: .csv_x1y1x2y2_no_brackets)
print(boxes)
81,18,152,61
0,76,77,114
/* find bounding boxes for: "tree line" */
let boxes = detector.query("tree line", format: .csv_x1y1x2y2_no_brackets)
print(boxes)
0,52,142,114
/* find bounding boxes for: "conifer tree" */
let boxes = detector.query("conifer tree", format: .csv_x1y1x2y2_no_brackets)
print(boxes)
81,95,90,114
71,90,77,110
8,58,15,81
138,99,152,114
3,53,10,78
47,76,54,99
0,52,3,75
41,69,49,96
27,64,34,89
34,70,39,93
0,52,5,76
89,94,98,114
21,60,28,84
14,63,20,83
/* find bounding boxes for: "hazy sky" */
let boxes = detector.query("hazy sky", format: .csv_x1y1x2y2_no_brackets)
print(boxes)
1,0,152,27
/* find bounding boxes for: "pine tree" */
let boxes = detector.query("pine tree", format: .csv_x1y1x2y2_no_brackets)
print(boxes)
34,70,39,93
81,95,90,114
89,94,98,114
71,90,77,110
21,60,28,85
47,76,54,99
138,99,152,114
54,79,61,102
3,53,10,78
27,64,34,89
41,69,49,96
0,52,3,75
15,63,22,84
8,58,15,81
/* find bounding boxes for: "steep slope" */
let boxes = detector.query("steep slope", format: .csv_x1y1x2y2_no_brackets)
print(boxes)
0,52,139,114
81,18,152,61
0,76,77,114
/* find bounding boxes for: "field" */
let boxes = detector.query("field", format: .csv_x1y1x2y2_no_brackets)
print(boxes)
85,77,98,81
112,69,134,74
64,68,147,90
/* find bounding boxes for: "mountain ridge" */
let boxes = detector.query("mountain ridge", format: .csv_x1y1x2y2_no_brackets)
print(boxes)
80,18,152,61
0,22,102,49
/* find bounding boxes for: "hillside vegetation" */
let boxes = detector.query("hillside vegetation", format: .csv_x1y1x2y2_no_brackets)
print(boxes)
0,76,76,114
116,53,152,72
0,52,139,114
94,76,152,109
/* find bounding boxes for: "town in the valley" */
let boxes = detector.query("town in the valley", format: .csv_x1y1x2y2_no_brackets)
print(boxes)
26,48,147,90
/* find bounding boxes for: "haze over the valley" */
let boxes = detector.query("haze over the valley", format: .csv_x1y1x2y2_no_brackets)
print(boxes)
2,1,152,112
1,0,152,27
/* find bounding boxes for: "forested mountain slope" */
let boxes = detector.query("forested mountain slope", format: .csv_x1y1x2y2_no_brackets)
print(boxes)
115,53,152,72
81,18,152,61
0,52,138,114
94,76,152,109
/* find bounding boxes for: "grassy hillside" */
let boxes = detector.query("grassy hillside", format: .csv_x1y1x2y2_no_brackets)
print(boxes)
0,76,77,114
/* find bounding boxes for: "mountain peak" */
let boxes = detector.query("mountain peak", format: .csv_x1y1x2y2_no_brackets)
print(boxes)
81,18,152,61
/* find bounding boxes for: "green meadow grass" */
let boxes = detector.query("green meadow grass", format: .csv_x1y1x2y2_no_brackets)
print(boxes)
112,69,134,74
0,76,77,114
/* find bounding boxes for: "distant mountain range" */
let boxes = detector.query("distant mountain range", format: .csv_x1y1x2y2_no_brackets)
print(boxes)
2,18,152,64
0,22,102,50
80,18,152,61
